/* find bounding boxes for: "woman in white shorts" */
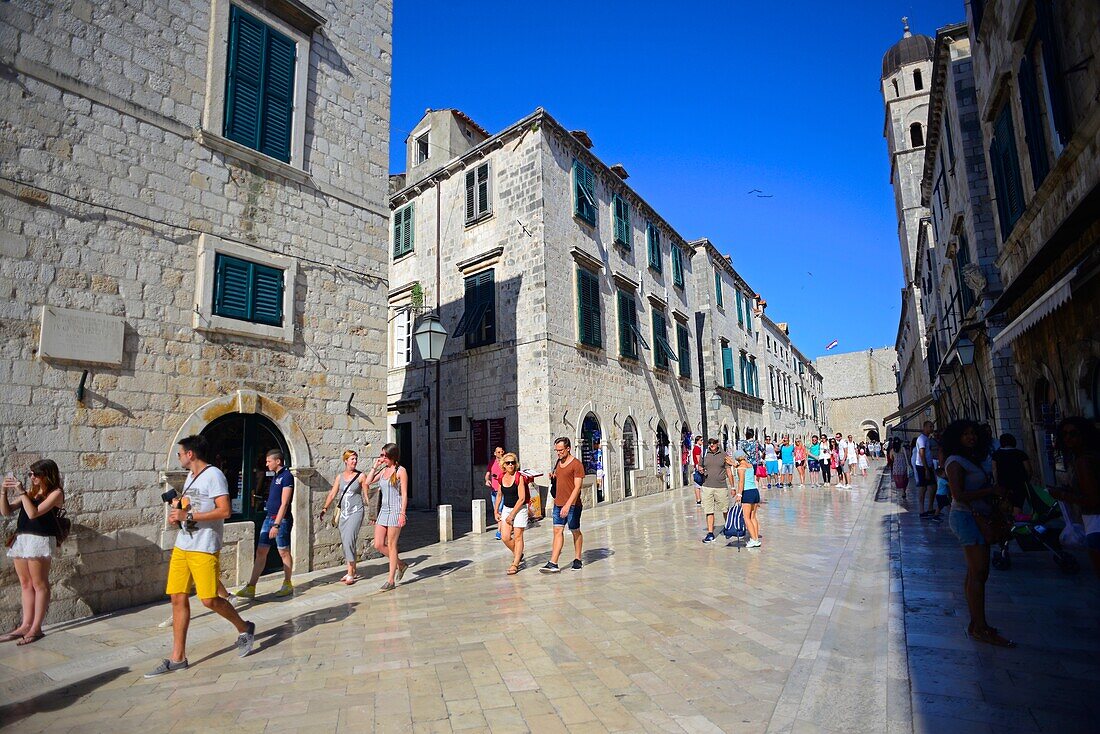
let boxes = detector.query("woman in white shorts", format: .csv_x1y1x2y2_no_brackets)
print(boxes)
496,452,529,575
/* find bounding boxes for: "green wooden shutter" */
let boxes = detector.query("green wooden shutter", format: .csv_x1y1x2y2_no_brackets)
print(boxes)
617,290,638,359
990,106,1025,239
652,310,669,369
745,299,753,333
251,262,284,325
394,204,414,257
613,195,631,247
214,254,252,320
721,346,734,388
676,322,690,378
577,268,601,348
1036,0,1071,145
224,6,265,151
647,223,662,272
465,169,477,223
714,269,723,307
476,163,490,217
736,290,744,325
573,160,596,225
464,270,495,347
1017,55,1049,188
672,247,684,288
260,27,295,162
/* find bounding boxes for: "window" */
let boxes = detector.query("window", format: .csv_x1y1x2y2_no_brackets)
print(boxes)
721,341,734,388
577,267,602,348
465,162,492,224
749,357,758,397
736,290,744,325
224,5,297,163
989,104,1025,240
651,309,675,370
617,290,641,359
910,122,924,147
769,367,776,401
457,270,495,348
739,352,748,392
393,203,414,257
714,269,723,308
612,194,631,248
213,253,284,326
447,415,463,433
393,306,412,368
573,160,597,226
745,297,753,333
954,233,975,314
892,79,899,97
1018,53,1050,189
646,223,662,272
415,132,430,164
1035,0,1072,148
944,116,956,168
671,246,684,288
676,321,690,378
913,68,924,91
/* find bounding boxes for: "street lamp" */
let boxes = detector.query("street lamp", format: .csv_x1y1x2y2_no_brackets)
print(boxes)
708,392,722,413
772,408,782,422
413,312,447,362
955,337,976,367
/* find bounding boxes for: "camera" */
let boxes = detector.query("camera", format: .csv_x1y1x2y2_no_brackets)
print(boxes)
162,489,196,534
161,488,178,504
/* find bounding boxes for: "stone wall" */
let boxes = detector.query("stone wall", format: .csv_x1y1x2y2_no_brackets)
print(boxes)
818,348,899,438
0,0,392,623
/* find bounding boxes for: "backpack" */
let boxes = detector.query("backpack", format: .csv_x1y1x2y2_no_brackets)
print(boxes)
722,503,746,540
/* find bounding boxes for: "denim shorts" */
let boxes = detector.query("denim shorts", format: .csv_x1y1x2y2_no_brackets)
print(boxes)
258,514,292,549
551,503,582,530
947,508,985,546
780,463,793,474
741,488,761,505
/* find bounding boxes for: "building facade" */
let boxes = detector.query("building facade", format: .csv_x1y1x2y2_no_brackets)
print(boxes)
818,348,900,441
387,109,826,510
917,22,1022,437
968,0,1100,485
0,0,393,623
881,20,936,434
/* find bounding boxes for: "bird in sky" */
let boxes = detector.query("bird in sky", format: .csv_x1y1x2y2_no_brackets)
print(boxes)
747,189,761,194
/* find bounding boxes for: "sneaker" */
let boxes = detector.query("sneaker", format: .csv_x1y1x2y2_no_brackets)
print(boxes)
379,581,396,591
274,582,294,598
919,511,933,518
571,559,582,570
495,531,502,540
144,658,188,678
746,539,762,548
236,621,255,658
539,562,560,574
702,533,716,544
696,500,701,505
233,585,256,599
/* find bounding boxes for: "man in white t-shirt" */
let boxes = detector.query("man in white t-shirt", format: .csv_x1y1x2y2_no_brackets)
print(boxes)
146,435,256,677
915,421,935,517
835,432,850,488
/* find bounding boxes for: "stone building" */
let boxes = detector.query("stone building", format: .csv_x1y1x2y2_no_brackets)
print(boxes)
818,348,900,441
967,0,1100,484
881,19,935,433
916,21,1022,437
760,317,827,439
386,108,826,509
0,0,393,622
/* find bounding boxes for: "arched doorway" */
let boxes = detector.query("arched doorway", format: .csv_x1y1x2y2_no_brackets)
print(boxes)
655,421,670,489
622,417,638,498
860,420,879,442
202,413,291,574
680,423,692,486
722,425,730,453
580,413,605,503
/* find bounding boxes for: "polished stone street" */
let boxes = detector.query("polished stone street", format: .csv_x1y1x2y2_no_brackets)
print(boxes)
1,464,1097,733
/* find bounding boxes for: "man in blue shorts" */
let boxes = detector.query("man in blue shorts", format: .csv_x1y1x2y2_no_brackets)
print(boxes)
541,437,585,573
779,437,795,489
235,450,294,598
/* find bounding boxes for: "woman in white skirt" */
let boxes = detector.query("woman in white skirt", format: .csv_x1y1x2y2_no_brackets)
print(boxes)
1,459,65,645
495,453,529,574
320,450,371,585
367,443,408,591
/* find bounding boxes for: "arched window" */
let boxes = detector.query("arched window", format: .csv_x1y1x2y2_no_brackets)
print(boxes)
910,122,924,147
892,79,899,97
913,68,924,90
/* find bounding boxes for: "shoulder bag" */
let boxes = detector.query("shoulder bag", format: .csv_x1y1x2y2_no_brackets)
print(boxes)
331,471,361,528
952,455,1013,545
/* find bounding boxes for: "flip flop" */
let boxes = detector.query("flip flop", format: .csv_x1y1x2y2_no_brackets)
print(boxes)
17,633,44,646
0,631,24,643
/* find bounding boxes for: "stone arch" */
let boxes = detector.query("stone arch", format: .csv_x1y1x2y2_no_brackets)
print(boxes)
860,420,880,442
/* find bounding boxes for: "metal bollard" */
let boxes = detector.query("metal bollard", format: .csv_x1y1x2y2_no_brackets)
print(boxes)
472,499,487,534
438,504,453,542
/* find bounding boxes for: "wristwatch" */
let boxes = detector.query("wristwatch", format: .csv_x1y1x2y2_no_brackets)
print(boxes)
273,522,281,527
185,510,195,524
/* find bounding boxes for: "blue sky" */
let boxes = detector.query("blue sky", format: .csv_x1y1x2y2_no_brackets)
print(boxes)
389,0,967,359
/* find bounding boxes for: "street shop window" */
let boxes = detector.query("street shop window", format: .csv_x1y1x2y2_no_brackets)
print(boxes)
573,159,597,226
989,104,1026,240
455,269,496,349
465,162,492,225
676,321,691,379
577,267,602,348
671,246,684,289
612,194,632,248
416,131,430,164
393,203,414,258
617,289,647,360
651,309,675,371
721,340,734,388
646,222,662,273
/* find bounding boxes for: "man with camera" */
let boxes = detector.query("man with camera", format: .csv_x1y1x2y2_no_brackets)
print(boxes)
146,435,256,677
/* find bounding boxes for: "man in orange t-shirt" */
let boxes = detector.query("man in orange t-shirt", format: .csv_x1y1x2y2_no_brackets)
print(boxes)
540,436,585,573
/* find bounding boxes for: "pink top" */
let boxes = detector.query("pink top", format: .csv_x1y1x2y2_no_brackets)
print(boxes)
794,445,806,461
488,459,502,493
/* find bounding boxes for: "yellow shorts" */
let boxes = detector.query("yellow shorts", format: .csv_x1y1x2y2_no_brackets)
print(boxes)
165,547,220,600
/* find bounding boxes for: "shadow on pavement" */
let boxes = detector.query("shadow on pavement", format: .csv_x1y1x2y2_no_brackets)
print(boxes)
189,602,359,667
0,667,129,727
401,559,473,585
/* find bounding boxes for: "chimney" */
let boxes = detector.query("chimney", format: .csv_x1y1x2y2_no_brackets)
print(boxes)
610,163,629,180
570,130,593,149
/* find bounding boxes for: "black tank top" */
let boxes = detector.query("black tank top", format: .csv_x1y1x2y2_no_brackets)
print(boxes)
500,475,522,507
17,503,59,537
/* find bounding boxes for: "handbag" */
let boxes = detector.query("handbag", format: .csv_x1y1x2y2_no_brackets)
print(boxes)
53,508,72,546
754,463,767,478
331,471,361,527
971,497,1013,545
692,469,705,486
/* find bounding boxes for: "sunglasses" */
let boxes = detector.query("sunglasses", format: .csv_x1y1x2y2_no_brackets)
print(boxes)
503,460,516,465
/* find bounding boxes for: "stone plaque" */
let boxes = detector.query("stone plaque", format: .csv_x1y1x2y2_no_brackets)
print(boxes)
39,306,124,366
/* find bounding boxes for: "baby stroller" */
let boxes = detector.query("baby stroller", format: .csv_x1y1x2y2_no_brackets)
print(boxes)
990,483,1079,574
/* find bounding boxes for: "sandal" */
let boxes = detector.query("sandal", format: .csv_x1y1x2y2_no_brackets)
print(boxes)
338,574,351,584
17,633,44,646
343,575,360,585
970,626,1015,648
507,564,520,575
396,561,408,582
0,631,25,643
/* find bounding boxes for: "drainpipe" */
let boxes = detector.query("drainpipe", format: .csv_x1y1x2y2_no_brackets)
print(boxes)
434,183,442,508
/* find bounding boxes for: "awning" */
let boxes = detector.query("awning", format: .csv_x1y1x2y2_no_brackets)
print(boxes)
991,265,1077,353
882,393,934,425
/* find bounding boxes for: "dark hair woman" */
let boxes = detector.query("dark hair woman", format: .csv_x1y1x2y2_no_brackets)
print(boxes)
887,437,910,500
941,420,1014,647
1050,417,1100,578
1,459,66,645
365,443,408,591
